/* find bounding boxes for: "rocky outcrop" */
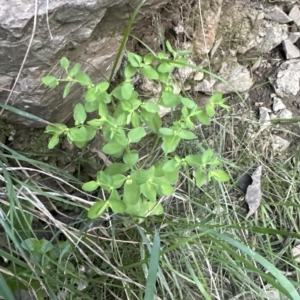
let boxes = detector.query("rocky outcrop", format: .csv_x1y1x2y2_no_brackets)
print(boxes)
0,0,168,127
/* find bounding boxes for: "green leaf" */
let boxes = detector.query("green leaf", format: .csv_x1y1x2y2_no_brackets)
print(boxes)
87,118,104,127
158,71,170,84
164,170,179,185
96,82,109,93
98,101,108,117
73,103,86,124
85,100,99,113
140,110,162,134
141,182,157,202
75,71,92,86
173,57,188,68
205,103,215,117
195,110,210,125
166,40,175,55
84,125,97,141
105,163,130,175
123,180,140,205
201,149,213,165
185,154,202,167
109,199,126,213
177,130,196,140
45,123,67,134
88,201,109,219
161,135,180,154
102,141,125,155
60,57,70,69
158,183,174,196
22,238,53,253
210,92,223,104
176,49,192,56
128,127,146,143
143,102,159,113
157,52,167,59
128,52,142,67
139,201,163,217
162,159,181,172
141,65,159,80
131,169,152,185
68,126,88,142
121,82,134,100
158,62,173,73
42,76,59,88
69,63,80,77
74,141,86,148
48,135,59,149
195,168,206,188
131,111,140,127
161,90,181,108
143,53,154,65
124,64,137,78
114,127,128,145
159,127,174,136
111,174,126,189
123,150,139,167
63,82,71,98
209,169,230,182
100,91,111,104
85,87,97,102
181,97,196,109
82,181,99,192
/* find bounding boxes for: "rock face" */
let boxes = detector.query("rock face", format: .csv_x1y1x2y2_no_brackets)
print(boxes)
0,0,168,127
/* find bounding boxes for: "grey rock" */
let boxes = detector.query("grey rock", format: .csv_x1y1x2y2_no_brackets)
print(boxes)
289,5,300,26
255,22,289,53
278,108,293,119
264,5,292,23
272,94,286,112
194,78,216,94
287,32,300,43
0,0,168,127
272,135,290,151
274,59,300,97
282,39,300,59
214,60,253,94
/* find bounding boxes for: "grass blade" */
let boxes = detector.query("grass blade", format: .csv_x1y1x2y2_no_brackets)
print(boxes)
109,0,146,81
144,229,160,300
209,229,299,300
0,272,16,300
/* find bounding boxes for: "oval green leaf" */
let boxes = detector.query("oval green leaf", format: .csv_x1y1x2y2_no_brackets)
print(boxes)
88,201,109,219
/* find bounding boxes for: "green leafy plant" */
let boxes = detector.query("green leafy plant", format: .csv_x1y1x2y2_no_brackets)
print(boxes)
42,42,230,220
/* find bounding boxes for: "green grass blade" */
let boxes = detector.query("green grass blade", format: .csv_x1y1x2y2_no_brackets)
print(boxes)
0,272,16,300
209,229,299,300
0,103,50,124
109,0,146,81
144,229,160,300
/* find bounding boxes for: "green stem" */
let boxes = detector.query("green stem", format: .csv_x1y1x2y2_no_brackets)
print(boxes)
140,136,160,169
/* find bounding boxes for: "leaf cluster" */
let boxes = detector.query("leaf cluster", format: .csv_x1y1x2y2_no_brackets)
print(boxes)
42,43,230,219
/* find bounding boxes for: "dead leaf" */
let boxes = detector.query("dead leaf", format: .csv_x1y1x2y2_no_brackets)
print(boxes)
245,166,262,219
90,147,112,166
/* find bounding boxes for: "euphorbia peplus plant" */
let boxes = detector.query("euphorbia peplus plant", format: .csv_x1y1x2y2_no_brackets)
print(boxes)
42,41,230,220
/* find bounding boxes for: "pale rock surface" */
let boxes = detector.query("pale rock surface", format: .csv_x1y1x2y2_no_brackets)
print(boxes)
282,39,300,59
274,59,300,98
0,0,168,127
264,5,292,23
